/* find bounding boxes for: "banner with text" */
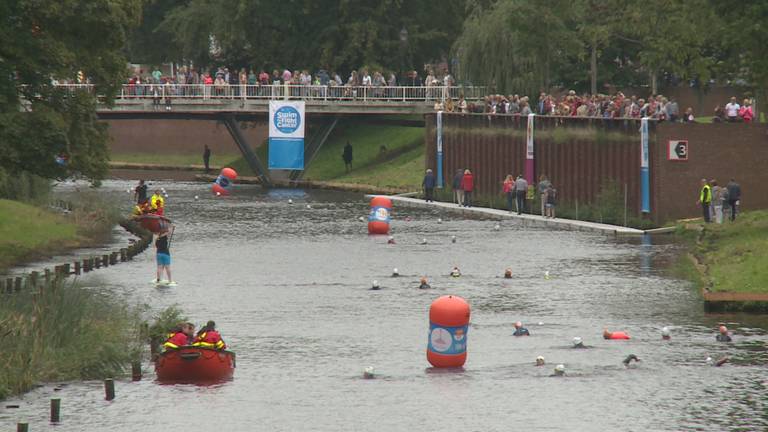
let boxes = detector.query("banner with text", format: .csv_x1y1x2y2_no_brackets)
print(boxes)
640,117,650,213
268,101,305,170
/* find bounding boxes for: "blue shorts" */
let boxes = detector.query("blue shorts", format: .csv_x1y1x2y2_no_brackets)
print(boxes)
156,253,171,266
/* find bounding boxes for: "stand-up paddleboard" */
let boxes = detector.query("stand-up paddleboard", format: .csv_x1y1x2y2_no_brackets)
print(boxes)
135,214,173,234
152,280,178,287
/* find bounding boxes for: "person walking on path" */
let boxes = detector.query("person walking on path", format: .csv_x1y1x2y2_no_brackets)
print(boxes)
133,179,148,204
515,175,528,215
726,178,741,221
461,169,474,207
342,141,353,172
503,175,515,212
452,169,464,206
422,169,436,202
538,175,551,216
203,145,211,173
698,179,712,223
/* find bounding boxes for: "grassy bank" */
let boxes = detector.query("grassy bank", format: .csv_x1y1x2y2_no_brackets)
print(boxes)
110,152,242,168
0,281,143,399
684,210,768,294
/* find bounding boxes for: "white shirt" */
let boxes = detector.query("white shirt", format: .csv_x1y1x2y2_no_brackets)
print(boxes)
725,102,740,117
362,75,372,86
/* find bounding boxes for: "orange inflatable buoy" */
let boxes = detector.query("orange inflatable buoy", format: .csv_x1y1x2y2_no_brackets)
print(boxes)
368,196,392,235
603,329,631,340
427,295,470,368
212,167,238,196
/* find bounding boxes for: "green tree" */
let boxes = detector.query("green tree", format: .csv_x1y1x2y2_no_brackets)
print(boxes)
0,0,141,183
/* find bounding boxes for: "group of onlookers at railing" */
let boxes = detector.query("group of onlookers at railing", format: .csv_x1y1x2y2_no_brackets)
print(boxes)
442,90,757,123
122,65,464,101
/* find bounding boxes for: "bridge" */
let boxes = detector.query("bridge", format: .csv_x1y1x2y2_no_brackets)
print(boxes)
55,84,487,115
53,84,486,187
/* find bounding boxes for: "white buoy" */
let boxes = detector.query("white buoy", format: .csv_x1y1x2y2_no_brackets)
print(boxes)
494,223,500,231
392,268,399,277
421,238,427,245
451,235,456,243
358,216,365,222
538,322,544,326
194,195,199,200
661,326,671,339
437,218,442,224
371,280,380,290
544,271,551,280
288,199,293,204
216,191,221,196
164,194,169,198
126,189,131,193
306,204,312,209
363,366,375,379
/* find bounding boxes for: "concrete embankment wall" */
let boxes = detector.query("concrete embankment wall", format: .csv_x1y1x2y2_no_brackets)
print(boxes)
425,113,768,224
105,119,268,155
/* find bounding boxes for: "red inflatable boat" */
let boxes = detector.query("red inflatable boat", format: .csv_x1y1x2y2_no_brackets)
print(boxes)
135,214,172,234
155,347,235,383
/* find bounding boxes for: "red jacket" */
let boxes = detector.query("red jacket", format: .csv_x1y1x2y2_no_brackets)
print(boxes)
193,330,226,350
164,332,189,349
461,173,474,192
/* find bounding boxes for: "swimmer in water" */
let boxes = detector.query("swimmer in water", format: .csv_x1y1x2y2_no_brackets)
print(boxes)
363,366,375,379
535,356,545,366
572,337,587,348
392,268,399,277
504,268,513,279
553,364,566,376
450,267,461,277
418,277,431,289
715,325,732,342
661,326,671,340
387,236,395,244
513,321,530,336
622,354,641,367
371,280,381,290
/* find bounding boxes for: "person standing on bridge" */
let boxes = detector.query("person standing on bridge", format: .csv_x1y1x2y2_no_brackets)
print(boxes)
203,145,211,173
342,141,353,172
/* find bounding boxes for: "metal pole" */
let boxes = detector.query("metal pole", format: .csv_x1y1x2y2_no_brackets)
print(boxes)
624,183,628,227
51,398,61,423
104,378,115,401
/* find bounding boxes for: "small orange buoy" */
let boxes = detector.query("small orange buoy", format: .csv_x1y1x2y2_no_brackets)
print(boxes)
212,168,238,196
368,196,392,235
221,167,238,180
603,329,631,340
427,295,470,368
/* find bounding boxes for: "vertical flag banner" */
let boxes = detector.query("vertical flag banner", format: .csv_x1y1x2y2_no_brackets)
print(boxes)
525,113,535,184
640,117,650,213
268,101,305,170
436,111,444,188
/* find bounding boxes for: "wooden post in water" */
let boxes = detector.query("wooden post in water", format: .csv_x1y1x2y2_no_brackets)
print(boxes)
14,277,22,292
94,257,101,269
29,271,39,288
74,261,81,275
62,263,71,276
120,249,127,262
110,252,118,265
17,423,28,432
6,278,12,294
131,361,142,381
50,398,61,423
104,378,115,401
44,268,51,285
102,254,110,267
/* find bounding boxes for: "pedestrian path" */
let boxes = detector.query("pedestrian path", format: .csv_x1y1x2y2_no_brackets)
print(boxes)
369,195,646,236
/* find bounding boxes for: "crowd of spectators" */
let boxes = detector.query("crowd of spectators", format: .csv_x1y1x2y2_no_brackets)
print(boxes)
443,89,756,123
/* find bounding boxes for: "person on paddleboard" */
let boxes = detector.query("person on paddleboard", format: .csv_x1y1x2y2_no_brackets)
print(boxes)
155,226,174,284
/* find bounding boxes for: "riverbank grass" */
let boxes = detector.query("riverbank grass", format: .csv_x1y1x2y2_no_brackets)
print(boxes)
110,152,241,168
693,211,768,294
0,200,79,271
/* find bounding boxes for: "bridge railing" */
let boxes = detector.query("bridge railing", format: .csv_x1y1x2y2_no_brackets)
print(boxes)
51,84,487,104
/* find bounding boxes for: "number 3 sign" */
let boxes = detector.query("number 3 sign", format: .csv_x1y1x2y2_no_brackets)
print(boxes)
668,140,689,161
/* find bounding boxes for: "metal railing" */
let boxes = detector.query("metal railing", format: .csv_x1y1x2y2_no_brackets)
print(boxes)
51,84,487,104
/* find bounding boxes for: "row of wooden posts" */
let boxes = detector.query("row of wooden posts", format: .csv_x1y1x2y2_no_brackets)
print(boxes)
3,221,152,294
14,362,143,430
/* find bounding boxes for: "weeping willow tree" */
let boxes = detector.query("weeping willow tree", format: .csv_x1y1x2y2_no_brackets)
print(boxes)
453,0,582,95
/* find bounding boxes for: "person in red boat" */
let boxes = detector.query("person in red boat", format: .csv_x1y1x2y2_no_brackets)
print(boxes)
193,320,227,350
164,322,195,350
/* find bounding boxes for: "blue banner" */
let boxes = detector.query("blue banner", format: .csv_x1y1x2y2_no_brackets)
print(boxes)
269,101,305,170
640,118,650,213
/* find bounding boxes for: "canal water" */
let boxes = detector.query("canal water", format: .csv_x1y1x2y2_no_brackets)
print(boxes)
2,180,766,431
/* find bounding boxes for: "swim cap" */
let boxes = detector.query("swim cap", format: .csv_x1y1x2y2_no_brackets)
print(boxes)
573,337,583,346
661,326,670,337
554,364,565,375
718,325,728,334
514,321,522,328
420,277,427,284
536,356,545,366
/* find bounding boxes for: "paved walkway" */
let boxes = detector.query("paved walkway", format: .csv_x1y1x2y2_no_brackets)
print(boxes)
369,195,646,236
